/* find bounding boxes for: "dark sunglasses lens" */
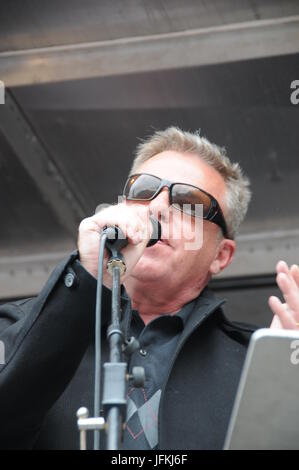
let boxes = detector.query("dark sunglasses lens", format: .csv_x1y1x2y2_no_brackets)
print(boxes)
124,174,160,200
171,184,212,217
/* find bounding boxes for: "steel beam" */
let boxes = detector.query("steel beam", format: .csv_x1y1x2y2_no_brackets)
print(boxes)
0,251,70,299
0,90,86,237
218,228,299,278
0,228,298,299
0,16,299,86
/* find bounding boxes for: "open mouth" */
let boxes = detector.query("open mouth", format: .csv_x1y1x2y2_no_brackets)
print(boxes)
157,238,170,246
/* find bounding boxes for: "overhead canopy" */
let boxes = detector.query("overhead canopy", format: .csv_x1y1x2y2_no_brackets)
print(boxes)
0,0,298,300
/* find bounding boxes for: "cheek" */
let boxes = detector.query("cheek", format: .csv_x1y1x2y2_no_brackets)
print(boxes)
172,227,218,273
168,213,204,253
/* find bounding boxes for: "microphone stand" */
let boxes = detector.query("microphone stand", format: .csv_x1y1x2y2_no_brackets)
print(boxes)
76,218,160,449
102,236,128,450
76,227,146,450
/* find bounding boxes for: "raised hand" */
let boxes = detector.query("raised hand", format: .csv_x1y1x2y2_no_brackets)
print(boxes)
269,261,299,329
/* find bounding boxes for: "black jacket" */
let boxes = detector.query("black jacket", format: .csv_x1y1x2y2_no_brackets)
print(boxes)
0,251,257,449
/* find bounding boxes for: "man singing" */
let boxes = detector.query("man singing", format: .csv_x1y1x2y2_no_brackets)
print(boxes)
0,127,298,449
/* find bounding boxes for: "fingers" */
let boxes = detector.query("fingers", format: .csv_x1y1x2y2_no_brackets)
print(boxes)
276,260,289,275
276,261,298,288
77,202,152,280
269,313,283,329
276,272,297,304
290,264,299,288
268,296,298,329
276,261,297,291
277,280,299,320
275,261,299,308
269,260,299,330
91,203,150,245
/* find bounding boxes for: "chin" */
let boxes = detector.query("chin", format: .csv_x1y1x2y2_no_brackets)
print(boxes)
131,252,170,282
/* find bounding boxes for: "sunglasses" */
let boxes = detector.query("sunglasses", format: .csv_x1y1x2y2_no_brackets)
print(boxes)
123,173,230,239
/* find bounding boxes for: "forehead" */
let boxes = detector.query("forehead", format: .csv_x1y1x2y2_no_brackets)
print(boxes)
136,150,227,207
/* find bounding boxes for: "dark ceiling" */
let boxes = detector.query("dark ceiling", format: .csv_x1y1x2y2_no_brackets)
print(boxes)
1,0,298,52
7,53,299,235
0,0,298,304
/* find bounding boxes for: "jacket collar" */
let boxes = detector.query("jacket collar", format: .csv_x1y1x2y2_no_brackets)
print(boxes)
176,287,226,350
118,285,226,339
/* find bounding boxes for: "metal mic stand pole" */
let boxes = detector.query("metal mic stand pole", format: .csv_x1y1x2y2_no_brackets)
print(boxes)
103,232,146,449
103,248,127,450
75,232,132,450
76,219,161,449
76,235,129,450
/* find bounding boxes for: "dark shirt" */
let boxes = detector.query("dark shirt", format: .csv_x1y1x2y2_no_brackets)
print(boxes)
122,300,196,449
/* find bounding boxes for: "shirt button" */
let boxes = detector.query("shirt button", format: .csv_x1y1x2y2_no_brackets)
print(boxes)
64,272,76,288
139,349,147,357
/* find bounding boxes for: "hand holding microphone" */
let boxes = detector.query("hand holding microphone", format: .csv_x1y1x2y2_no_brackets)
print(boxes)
102,215,161,249
78,203,160,288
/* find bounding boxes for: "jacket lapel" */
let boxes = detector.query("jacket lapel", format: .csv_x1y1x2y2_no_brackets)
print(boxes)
176,289,226,352
157,289,226,446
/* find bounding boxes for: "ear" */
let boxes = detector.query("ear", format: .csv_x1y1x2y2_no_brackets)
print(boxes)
209,239,236,276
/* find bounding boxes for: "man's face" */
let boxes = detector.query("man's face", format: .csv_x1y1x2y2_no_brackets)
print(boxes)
126,150,233,290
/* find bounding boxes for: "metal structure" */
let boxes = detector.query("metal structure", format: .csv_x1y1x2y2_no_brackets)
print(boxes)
0,0,298,325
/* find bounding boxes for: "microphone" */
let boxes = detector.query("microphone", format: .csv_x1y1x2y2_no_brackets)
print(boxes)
102,216,161,251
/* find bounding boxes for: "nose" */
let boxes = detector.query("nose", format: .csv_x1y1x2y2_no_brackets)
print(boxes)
148,187,170,222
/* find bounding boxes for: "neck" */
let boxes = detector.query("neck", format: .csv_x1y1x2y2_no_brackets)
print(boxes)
124,276,208,325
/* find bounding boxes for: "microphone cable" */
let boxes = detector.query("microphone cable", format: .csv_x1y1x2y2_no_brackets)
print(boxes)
92,217,161,450
93,230,108,451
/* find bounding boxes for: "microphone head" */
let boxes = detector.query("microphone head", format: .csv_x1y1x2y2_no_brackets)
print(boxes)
103,216,161,250
147,216,162,247
103,225,129,251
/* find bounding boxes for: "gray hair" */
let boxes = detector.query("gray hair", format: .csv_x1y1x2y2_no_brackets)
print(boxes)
130,127,251,239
